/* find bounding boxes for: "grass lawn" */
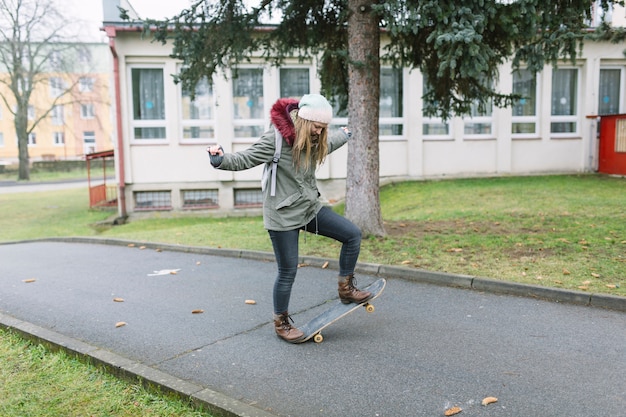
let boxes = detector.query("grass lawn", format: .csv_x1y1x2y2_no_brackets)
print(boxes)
0,329,209,416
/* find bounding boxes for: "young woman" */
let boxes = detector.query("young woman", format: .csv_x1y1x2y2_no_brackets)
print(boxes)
207,94,371,343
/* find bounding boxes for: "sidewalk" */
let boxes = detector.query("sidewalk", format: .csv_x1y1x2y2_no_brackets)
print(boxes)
1,238,625,417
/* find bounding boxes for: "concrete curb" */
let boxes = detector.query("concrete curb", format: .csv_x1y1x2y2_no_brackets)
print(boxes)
1,236,624,417
0,312,278,417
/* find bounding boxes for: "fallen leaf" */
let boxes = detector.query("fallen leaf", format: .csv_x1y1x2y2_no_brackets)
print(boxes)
245,299,257,305
196,261,201,265
22,278,36,283
482,396,498,406
578,286,589,290
444,406,462,416
170,270,178,275
155,248,162,252
113,297,124,302
191,309,204,314
401,260,411,265
322,261,329,269
115,321,127,328
582,280,592,285
447,248,463,253
562,269,570,275
127,243,135,247
606,284,617,289
554,280,563,284
139,246,146,250
591,273,600,278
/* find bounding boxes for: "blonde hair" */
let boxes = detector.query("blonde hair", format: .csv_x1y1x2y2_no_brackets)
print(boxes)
292,117,328,172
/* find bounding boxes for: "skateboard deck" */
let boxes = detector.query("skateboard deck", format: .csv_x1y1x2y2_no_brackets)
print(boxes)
294,278,386,343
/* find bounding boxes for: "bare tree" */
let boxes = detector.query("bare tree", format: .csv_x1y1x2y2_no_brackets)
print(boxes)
0,0,88,180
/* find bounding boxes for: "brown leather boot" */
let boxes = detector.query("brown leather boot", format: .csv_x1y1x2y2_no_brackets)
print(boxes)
273,312,304,342
338,274,372,304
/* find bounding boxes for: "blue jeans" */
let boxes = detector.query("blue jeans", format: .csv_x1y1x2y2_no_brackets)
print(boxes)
268,206,361,314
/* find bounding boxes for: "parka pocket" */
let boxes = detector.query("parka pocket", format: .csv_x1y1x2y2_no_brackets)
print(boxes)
276,191,302,210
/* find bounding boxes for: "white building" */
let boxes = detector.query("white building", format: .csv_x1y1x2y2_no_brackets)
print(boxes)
102,0,626,218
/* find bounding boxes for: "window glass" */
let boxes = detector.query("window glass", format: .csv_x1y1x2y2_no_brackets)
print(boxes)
232,68,264,138
53,132,64,145
79,77,94,93
134,191,172,211
232,69,264,120
182,189,219,209
422,75,449,136
599,69,621,115
234,188,263,207
280,68,309,98
181,77,214,140
551,68,578,133
512,69,537,135
131,68,166,139
51,105,64,125
380,68,403,136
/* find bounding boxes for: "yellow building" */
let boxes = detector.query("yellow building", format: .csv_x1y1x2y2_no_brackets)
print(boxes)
0,42,113,164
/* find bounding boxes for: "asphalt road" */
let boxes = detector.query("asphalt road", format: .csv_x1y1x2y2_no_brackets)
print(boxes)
1,240,624,417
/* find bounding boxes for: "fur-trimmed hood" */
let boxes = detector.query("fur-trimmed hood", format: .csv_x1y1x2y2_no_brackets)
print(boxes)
270,98,299,145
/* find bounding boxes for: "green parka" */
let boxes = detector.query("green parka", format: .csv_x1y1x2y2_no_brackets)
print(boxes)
216,127,349,231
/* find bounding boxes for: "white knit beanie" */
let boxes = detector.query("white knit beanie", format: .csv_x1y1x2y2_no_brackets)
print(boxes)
298,94,333,124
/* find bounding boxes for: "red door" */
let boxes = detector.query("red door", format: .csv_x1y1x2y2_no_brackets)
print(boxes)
598,114,626,175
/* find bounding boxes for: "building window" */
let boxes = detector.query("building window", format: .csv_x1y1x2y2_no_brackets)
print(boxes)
182,189,219,209
551,68,578,135
80,103,95,119
380,67,403,136
28,132,36,145
464,79,493,137
78,48,91,64
181,76,214,140
422,75,450,137
512,69,538,136
232,68,264,138
0,132,4,147
598,68,622,115
27,105,35,120
49,51,62,70
53,132,64,145
51,105,64,125
131,67,166,140
234,188,263,208
83,131,95,154
49,77,64,97
79,77,94,93
134,191,172,211
280,68,309,98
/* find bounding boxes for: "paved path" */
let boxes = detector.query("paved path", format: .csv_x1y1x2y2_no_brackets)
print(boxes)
0,239,624,417
0,179,91,194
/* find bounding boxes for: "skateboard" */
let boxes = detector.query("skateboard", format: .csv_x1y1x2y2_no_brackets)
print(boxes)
294,278,386,344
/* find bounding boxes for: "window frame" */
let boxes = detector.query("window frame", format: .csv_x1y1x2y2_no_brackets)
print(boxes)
128,65,168,143
511,69,540,139
598,66,624,116
179,73,216,144
550,67,580,138
379,67,404,140
231,66,266,143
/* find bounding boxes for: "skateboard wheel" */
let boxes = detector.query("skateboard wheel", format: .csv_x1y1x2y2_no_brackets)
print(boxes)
365,303,375,313
313,333,324,343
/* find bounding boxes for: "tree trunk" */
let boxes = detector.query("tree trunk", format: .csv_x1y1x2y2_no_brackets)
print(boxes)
15,105,30,181
345,0,385,237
